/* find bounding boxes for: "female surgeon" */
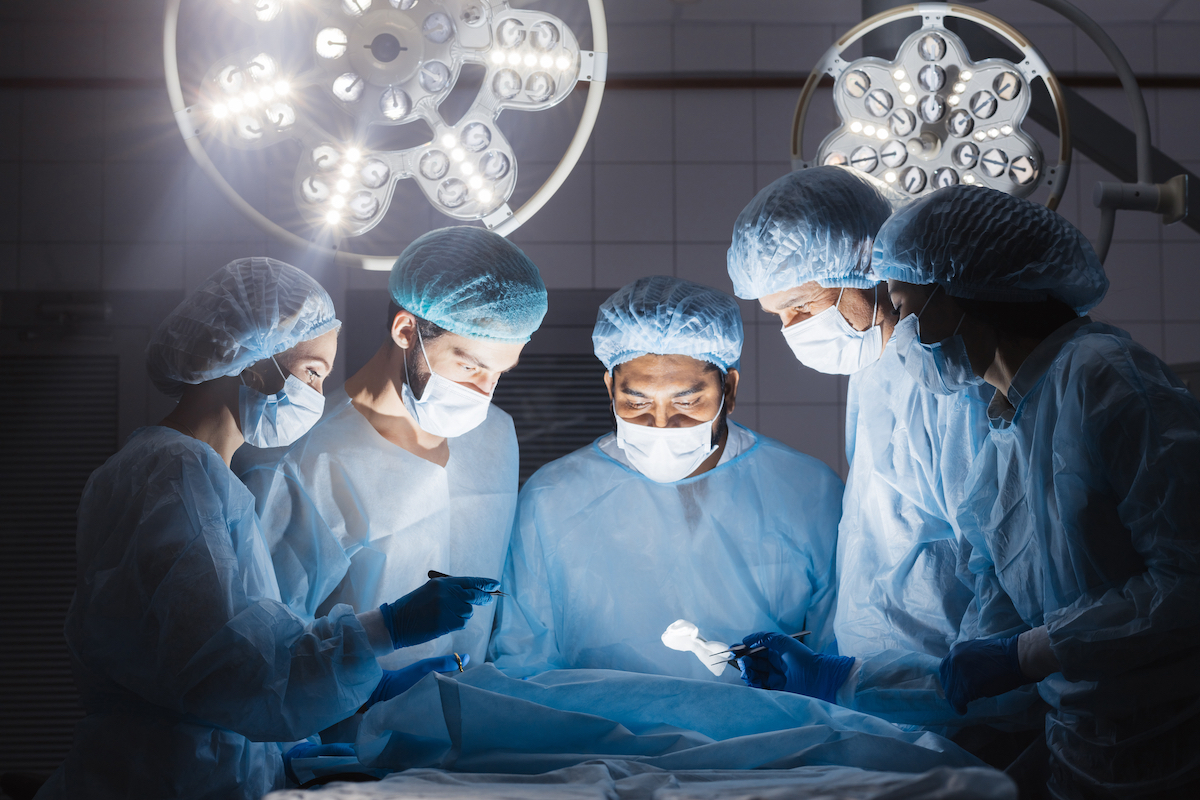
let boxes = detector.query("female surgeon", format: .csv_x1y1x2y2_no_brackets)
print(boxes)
35,258,497,800
871,186,1200,799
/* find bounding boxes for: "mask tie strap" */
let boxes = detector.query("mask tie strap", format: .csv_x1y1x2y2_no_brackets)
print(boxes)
270,355,287,382
871,284,879,329
952,313,966,336
916,284,940,318
835,287,846,309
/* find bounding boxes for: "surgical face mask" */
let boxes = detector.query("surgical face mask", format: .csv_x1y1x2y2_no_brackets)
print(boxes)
780,287,883,375
239,356,325,448
614,398,723,483
401,328,492,438
892,286,984,396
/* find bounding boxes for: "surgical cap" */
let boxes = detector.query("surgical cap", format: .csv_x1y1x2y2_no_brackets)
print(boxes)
871,185,1108,313
593,276,743,372
727,166,893,299
389,226,547,343
146,257,340,398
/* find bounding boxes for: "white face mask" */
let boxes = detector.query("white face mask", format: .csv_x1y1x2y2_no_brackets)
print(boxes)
239,356,325,448
614,398,723,483
401,328,492,438
781,287,883,375
892,285,984,396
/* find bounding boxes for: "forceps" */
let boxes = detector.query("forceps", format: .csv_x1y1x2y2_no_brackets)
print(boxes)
715,631,811,664
427,569,508,597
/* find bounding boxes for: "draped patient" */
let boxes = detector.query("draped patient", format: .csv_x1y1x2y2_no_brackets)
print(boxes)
489,276,844,681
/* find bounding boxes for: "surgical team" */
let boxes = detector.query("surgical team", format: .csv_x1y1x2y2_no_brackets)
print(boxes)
36,168,1199,800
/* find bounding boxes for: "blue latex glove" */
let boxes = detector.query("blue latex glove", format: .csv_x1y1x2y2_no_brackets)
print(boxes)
282,741,356,785
365,653,470,709
379,576,499,649
938,634,1028,714
736,632,854,704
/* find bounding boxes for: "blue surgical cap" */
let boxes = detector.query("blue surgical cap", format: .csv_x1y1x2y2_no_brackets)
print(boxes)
389,226,547,343
727,166,893,299
593,276,743,373
146,257,340,398
871,185,1108,313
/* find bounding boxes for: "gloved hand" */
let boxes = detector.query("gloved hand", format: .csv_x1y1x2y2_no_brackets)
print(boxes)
365,653,470,709
282,741,356,785
939,634,1029,714
736,632,855,704
379,576,499,649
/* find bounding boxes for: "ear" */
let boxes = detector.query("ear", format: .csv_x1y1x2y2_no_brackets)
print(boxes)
723,368,740,415
603,370,614,403
391,309,417,350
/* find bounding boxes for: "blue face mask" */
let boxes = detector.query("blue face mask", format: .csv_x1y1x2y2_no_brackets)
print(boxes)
892,286,983,396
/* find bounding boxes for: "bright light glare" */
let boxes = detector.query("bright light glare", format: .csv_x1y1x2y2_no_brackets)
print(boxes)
468,175,483,189
555,56,570,70
947,94,960,106
325,210,341,224
1001,124,1013,135
960,71,973,81
507,52,521,65
229,98,244,112
987,128,999,138
345,147,362,163
893,69,905,80
904,94,917,105
336,179,351,192
963,173,976,184
539,55,553,68
243,92,260,107
899,82,911,93
953,82,966,93
876,128,888,140
850,121,863,132
440,134,456,147
490,50,506,65
451,147,465,161
213,104,229,119
974,131,987,141
884,170,897,182
331,195,346,209
523,53,537,66
259,86,275,102
316,28,349,59
274,80,290,96
479,188,493,202
863,125,876,136
341,163,355,177
460,162,476,175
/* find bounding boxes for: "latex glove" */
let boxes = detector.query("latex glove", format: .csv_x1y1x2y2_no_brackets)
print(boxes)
736,631,854,704
379,576,499,649
939,633,1029,714
282,741,356,785
365,653,470,709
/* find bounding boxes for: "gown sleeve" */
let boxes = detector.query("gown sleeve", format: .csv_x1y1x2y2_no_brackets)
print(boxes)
74,444,383,743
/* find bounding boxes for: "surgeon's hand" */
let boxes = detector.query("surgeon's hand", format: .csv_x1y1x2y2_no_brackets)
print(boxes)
736,632,855,704
282,741,356,785
364,653,469,709
938,634,1029,714
379,576,499,649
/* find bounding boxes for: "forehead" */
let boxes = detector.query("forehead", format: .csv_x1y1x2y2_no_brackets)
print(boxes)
759,281,834,311
432,330,524,368
614,354,720,388
286,328,338,361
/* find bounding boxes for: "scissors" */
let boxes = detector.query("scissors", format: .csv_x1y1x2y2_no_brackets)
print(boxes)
715,631,811,665
427,569,508,597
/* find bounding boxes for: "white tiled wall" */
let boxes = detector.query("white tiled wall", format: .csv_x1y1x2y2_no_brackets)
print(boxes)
3,0,1199,477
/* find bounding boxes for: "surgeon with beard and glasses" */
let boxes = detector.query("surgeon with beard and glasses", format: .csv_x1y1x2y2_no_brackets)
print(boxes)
488,275,843,683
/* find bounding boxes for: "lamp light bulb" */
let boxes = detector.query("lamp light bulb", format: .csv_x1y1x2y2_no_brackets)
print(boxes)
479,188,493,202
460,162,476,176
863,125,876,136
850,121,863,133
947,94,960,106
963,173,976,184
341,163,355,177
893,69,905,80
345,148,362,163
243,92,259,107
274,80,290,96
325,210,341,224
336,179,351,193
490,50,506,65
960,71,973,81
904,94,917,105
507,52,521,65
1000,124,1013,135
441,134,456,147
539,54,553,68
876,128,888,140
987,128,999,138
953,82,966,93
884,171,897,182
555,55,570,70
451,147,465,161
523,53,537,67
213,104,229,119
331,195,346,209
899,82,911,92
229,98,244,112
468,175,483,189
259,86,275,102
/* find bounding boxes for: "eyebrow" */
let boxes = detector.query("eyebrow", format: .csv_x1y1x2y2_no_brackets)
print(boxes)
619,381,708,399
452,346,491,371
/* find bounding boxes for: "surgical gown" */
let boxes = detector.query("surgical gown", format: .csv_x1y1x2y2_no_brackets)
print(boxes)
832,345,1040,730
39,427,386,800
241,388,519,670
957,318,1200,798
489,422,842,681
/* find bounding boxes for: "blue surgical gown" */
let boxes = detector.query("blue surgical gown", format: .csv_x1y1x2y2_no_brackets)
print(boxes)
239,388,519,670
957,318,1200,798
833,346,1040,731
38,427,386,800
489,422,842,681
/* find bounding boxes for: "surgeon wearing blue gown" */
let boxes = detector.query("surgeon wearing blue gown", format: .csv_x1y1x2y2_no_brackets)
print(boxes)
727,167,1038,729
489,275,843,681
35,259,496,800
873,185,1200,799
240,228,547,676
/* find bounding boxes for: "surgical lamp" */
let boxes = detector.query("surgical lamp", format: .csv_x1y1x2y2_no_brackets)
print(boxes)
165,0,608,271
793,1,1188,263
